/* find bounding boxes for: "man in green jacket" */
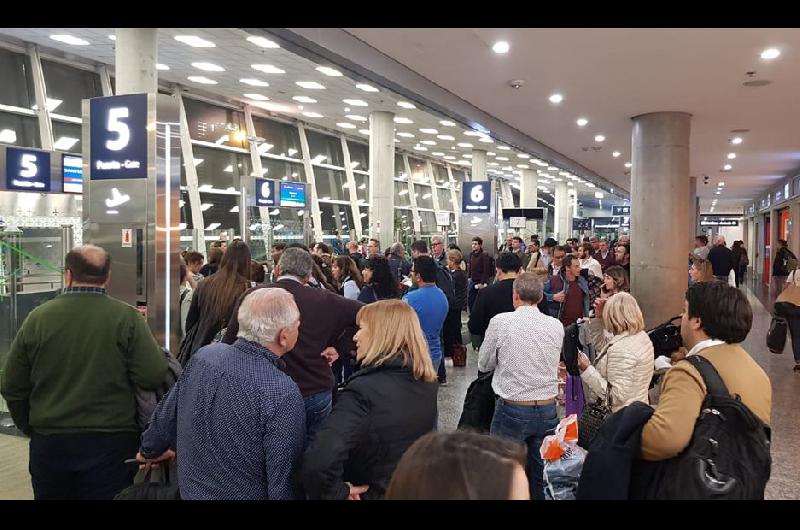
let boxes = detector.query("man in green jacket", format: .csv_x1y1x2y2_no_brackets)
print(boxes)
1,245,167,499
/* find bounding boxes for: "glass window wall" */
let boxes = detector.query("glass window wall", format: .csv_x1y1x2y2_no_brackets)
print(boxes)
306,129,344,168
0,48,35,108
40,60,102,118
0,112,39,148
252,116,303,161
183,97,247,149
52,121,81,153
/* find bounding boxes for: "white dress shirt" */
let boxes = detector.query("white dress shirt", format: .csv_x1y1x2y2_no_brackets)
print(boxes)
478,305,564,401
580,257,603,279
686,338,726,357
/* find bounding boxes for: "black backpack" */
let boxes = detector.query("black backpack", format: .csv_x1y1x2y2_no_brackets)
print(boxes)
635,355,771,499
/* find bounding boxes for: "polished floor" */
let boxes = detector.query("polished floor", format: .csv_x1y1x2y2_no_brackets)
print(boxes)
1,281,798,499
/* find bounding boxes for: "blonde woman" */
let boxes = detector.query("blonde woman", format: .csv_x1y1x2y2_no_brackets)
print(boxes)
577,292,654,412
301,300,438,500
689,257,715,284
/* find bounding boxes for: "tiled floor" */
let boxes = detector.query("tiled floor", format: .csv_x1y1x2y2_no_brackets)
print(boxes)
1,288,798,500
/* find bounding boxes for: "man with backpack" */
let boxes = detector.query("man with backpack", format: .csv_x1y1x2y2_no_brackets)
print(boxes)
772,239,797,298
638,281,772,499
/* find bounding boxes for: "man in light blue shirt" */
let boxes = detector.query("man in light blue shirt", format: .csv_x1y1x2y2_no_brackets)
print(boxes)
403,255,449,370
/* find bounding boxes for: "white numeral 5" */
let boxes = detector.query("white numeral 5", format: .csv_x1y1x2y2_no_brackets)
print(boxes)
106,107,130,151
19,153,38,178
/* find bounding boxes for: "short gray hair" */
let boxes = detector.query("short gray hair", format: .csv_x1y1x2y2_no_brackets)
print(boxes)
431,235,444,245
390,242,405,255
513,272,544,304
278,247,313,278
237,288,300,344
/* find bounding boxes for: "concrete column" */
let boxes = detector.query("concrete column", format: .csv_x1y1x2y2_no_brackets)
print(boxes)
630,111,691,328
369,111,395,250
688,176,698,244
554,181,571,242
520,169,538,238
115,29,158,95
471,149,487,181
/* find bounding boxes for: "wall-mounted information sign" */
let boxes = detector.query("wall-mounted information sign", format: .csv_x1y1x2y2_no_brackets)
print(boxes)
5,147,51,192
279,181,306,208
573,218,592,231
62,154,83,194
462,182,491,213
90,94,148,180
612,205,631,216
255,178,276,207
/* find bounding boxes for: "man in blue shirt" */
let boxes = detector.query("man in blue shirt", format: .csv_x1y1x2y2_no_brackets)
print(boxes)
403,256,449,370
137,288,306,500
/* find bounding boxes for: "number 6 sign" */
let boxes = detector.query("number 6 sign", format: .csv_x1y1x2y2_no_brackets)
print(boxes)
462,182,491,213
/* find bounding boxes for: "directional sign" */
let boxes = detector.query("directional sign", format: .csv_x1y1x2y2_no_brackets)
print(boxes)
90,94,148,180
6,147,51,192
462,182,491,213
255,178,276,207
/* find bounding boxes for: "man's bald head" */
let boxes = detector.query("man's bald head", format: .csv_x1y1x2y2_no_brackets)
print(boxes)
347,241,359,252
65,245,111,286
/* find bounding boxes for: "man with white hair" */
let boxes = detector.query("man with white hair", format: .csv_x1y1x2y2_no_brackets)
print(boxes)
137,288,306,500
431,235,447,267
707,235,735,283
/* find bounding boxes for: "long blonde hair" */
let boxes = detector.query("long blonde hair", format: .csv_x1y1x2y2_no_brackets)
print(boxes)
355,300,437,383
602,292,645,336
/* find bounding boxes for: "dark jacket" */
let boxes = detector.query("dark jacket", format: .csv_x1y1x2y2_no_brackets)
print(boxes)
468,250,492,283
773,246,797,277
708,244,735,277
301,358,438,500
451,268,468,312
349,252,366,271
388,253,411,284
576,401,655,500
542,272,590,321
199,263,218,277
221,280,363,397
593,250,616,272
468,279,516,338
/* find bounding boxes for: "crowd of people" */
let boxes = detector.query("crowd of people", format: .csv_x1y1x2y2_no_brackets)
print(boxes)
0,227,774,501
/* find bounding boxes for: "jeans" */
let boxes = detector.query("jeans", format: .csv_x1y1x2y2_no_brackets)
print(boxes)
303,391,333,449
490,399,559,500
785,315,800,363
29,431,139,500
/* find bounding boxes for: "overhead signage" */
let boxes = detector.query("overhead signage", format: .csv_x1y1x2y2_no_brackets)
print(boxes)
5,147,51,192
279,181,306,208
502,207,545,220
90,93,148,180
255,178,276,207
573,218,592,231
509,217,527,228
701,219,739,227
462,182,491,213
621,216,630,227
612,205,631,216
62,154,83,194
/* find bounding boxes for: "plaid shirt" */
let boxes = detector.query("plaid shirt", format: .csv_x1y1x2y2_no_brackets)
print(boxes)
60,286,107,295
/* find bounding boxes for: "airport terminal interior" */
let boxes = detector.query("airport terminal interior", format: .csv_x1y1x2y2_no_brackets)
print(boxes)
0,27,798,501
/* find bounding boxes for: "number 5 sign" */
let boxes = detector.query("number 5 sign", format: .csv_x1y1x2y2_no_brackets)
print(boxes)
90,94,148,180
462,182,491,213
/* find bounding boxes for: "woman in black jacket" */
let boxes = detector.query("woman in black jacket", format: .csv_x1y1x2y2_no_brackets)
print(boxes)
301,300,438,500
358,255,400,303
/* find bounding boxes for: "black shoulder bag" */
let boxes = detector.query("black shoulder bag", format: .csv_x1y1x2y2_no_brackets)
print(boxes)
577,348,613,450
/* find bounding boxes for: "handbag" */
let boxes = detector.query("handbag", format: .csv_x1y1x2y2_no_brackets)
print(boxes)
647,316,683,358
452,343,467,367
114,461,180,500
767,315,788,353
457,349,498,432
577,349,613,450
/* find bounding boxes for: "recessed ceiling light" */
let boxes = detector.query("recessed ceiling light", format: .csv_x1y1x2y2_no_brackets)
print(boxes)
397,101,416,109
457,142,473,148
478,136,493,143
420,128,438,134
156,64,170,71
549,93,563,104
237,79,268,88
760,47,781,60
343,99,368,107
175,35,215,47
251,101,294,113
192,62,225,72
492,41,510,54
727,152,737,160
624,162,632,168
464,131,482,137
316,66,343,77
498,146,511,151
612,151,621,158
296,81,325,90
496,156,509,161
251,64,286,74
548,166,558,171
437,134,455,141
356,83,379,93
443,156,456,160
420,140,437,146
414,146,428,151
187,76,217,85
576,118,588,127
108,35,116,41
439,120,456,127
49,34,90,46
397,132,415,138
394,117,413,124
715,191,721,195
247,35,280,48
723,164,732,171
346,114,367,122
244,93,269,101
517,164,530,169
337,122,357,129
594,135,606,142
719,181,726,186
433,152,445,156
464,154,473,159
302,111,324,118
731,137,743,145
359,129,370,135
292,96,317,103
517,153,530,159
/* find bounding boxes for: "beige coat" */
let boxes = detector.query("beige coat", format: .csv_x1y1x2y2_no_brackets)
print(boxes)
580,318,655,413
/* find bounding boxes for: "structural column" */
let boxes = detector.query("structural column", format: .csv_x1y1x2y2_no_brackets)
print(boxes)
520,169,538,238
369,111,395,250
471,149,487,181
115,28,158,95
630,111,691,328
554,181,571,242
688,176,699,243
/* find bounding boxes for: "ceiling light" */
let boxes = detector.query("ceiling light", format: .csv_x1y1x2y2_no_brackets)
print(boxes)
187,76,217,85
420,128,438,134
517,164,530,169
108,35,116,41
497,146,511,151
156,64,170,71
337,122,357,129
464,131,481,137
715,191,721,195
343,99,368,107
49,34,90,46
251,64,286,74
345,114,367,122
443,156,456,160
727,152,737,160
731,137,743,145
439,120,456,127
302,111,324,118
457,142,473,148
192,62,225,72
595,192,604,199
437,134,455,141
53,136,79,150
723,164,732,171
359,129,370,135
492,41,510,54
624,162,632,168
414,146,428,152
464,154,473,159
175,35,215,47
292,96,317,104
576,118,588,127
496,156,509,161
397,132,415,138
394,117,413,124
316,66,343,77
594,135,606,142
240,78,269,87
549,93,563,104
247,35,280,48
397,101,416,109
478,136,493,143
244,93,269,101
760,48,781,60
719,181,726,186
612,151,621,158
296,81,325,90
421,140,436,145
586,183,596,188
252,101,293,113
548,166,558,171
356,83,379,92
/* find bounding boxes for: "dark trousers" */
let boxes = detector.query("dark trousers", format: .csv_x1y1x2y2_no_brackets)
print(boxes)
29,431,139,500
785,315,800,363
467,280,480,312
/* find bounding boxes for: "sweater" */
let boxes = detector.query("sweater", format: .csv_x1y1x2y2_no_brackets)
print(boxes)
640,343,771,461
1,290,167,434
468,250,492,283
